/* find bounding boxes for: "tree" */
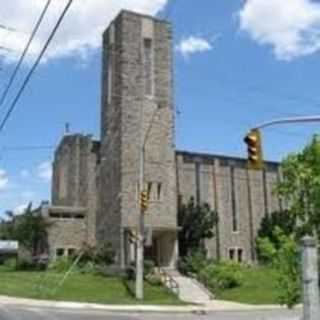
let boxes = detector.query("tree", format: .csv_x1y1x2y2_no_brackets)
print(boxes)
178,196,218,257
257,227,301,308
275,135,320,237
256,210,295,263
0,204,50,256
0,210,15,240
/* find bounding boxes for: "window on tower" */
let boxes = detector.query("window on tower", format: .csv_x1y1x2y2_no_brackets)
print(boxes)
143,38,153,96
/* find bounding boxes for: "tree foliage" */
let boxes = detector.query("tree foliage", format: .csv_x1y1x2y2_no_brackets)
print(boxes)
275,135,320,237
256,227,301,308
178,196,218,257
0,211,15,240
256,210,295,263
0,203,50,256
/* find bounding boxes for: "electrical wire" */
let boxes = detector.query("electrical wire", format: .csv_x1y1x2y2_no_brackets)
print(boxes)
0,0,52,107
0,25,16,32
0,0,74,133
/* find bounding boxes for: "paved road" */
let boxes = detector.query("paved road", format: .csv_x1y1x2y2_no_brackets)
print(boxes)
0,305,301,320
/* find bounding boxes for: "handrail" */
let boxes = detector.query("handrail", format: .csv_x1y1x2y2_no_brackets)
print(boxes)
158,267,179,296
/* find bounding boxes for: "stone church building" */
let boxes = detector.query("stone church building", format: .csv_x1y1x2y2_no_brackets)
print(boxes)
41,10,281,268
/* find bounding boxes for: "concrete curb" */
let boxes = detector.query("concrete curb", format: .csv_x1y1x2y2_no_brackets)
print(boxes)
0,296,301,313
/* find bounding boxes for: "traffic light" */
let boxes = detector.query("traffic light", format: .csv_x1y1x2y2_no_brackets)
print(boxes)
140,190,149,213
244,129,264,170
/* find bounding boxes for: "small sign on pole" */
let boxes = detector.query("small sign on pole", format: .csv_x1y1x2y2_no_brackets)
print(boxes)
144,227,152,247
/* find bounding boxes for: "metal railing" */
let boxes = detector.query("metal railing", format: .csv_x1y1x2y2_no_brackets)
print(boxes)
158,267,179,296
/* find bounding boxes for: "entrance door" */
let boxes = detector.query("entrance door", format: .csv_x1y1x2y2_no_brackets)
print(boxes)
144,237,160,266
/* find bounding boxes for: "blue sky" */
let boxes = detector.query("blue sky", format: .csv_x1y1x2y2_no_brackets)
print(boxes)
1,0,320,214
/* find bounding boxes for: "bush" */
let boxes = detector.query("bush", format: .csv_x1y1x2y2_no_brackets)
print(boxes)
199,261,244,291
178,250,208,276
79,243,115,267
79,261,96,274
96,243,115,265
48,257,75,273
3,257,17,270
256,227,301,309
125,260,155,281
144,259,155,277
16,259,38,271
256,236,277,265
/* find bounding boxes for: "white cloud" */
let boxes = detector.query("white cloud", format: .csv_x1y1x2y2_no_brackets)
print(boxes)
0,170,9,191
239,0,320,61
37,162,52,182
0,0,168,64
176,36,213,58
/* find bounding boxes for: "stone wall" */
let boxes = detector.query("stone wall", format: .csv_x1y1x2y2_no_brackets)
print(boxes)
51,134,99,247
47,217,87,258
176,151,281,263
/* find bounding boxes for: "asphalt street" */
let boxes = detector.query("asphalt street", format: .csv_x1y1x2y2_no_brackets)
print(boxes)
0,305,301,320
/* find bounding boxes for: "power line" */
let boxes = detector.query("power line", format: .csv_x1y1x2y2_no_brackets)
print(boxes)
0,0,52,107
0,0,74,134
0,24,16,32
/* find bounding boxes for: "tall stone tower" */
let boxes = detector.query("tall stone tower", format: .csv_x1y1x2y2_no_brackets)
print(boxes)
97,10,178,267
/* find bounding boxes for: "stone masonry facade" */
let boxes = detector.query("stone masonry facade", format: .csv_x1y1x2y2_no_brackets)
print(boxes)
42,134,99,259
42,10,281,265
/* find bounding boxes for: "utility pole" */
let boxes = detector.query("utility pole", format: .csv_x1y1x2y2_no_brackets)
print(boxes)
135,37,145,300
301,236,320,320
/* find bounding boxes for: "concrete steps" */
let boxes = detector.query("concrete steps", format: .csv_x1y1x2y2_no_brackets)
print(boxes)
163,269,213,304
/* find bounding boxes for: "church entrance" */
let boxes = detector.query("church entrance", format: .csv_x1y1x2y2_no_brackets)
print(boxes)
143,230,178,268
125,229,178,269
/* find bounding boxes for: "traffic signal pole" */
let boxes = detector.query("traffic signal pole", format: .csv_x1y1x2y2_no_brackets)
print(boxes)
246,114,320,320
254,115,320,130
136,37,145,300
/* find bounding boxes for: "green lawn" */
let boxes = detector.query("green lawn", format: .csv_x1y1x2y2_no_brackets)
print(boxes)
215,266,280,305
0,266,181,305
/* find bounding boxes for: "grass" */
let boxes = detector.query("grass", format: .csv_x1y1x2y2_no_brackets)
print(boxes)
0,266,181,305
215,266,280,305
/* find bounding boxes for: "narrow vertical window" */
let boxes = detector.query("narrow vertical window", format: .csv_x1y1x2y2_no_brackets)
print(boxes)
157,183,162,201
107,24,115,104
230,167,238,232
263,169,269,216
56,248,64,257
107,50,112,104
229,248,235,261
237,249,243,263
143,38,153,96
147,182,153,200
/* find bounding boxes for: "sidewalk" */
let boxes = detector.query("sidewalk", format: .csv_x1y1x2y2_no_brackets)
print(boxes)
0,295,296,313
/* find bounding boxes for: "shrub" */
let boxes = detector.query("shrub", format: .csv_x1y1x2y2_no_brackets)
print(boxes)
79,243,115,267
273,230,301,309
256,227,301,309
256,236,277,265
96,243,115,265
178,250,208,275
3,257,17,270
199,261,244,291
48,257,75,273
16,258,37,271
144,259,155,277
125,260,155,281
79,261,96,274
